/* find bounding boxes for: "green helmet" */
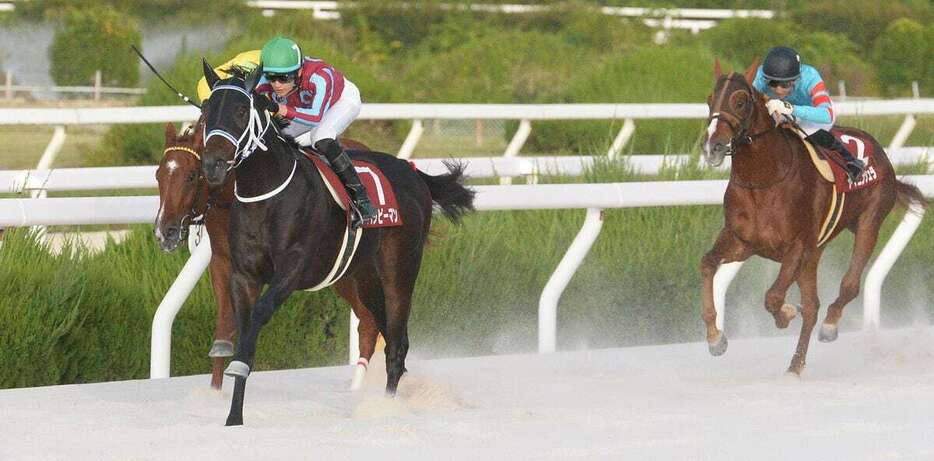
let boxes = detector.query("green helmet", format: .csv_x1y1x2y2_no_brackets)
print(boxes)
261,37,303,74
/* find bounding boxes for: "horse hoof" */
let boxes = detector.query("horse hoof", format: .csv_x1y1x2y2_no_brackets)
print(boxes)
818,323,838,342
208,340,234,358
224,360,250,378
708,333,728,356
225,416,243,427
784,367,803,378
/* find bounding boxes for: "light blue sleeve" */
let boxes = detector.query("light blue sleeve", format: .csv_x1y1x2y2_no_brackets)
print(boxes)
789,66,833,125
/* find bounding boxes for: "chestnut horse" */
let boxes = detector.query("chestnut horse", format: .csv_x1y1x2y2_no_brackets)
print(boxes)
156,121,382,390
700,60,927,375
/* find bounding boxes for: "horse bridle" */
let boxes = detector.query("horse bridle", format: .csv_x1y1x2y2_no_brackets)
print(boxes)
203,83,271,170
708,73,775,154
160,145,210,231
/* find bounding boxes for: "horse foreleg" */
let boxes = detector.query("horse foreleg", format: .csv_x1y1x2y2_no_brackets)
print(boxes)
207,253,236,390
788,249,823,376
700,228,747,356
223,272,261,426
820,216,883,342
765,240,808,329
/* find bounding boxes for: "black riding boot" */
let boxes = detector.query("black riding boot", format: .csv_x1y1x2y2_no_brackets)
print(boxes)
807,129,865,182
314,138,378,227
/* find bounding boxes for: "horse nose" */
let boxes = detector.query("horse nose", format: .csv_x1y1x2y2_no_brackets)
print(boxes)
712,142,729,156
164,226,179,241
204,157,228,185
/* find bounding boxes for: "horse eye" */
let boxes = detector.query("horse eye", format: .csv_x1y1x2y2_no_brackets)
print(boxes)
186,171,198,183
236,106,248,119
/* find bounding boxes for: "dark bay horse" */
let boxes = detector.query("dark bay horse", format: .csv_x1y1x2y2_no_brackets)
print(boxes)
199,62,475,426
700,60,927,375
156,122,383,390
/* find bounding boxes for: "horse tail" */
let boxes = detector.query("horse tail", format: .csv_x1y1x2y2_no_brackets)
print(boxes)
894,179,928,211
417,160,476,224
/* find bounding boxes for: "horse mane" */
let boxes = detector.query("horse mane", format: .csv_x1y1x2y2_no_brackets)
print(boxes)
220,65,252,81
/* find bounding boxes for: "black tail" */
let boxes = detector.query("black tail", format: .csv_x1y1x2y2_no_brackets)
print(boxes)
895,180,929,210
417,160,475,224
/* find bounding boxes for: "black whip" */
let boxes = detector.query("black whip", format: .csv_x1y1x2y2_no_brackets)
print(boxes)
131,44,201,109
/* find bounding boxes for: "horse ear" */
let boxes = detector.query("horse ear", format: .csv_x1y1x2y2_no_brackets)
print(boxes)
164,122,177,143
714,58,723,79
244,64,263,92
202,58,220,89
744,56,760,85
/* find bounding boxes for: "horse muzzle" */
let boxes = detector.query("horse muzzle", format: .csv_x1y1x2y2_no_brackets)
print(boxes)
704,141,729,167
203,156,229,186
154,223,186,252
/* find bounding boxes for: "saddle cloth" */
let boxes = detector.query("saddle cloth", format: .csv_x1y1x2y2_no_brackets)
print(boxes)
303,150,403,228
803,129,884,193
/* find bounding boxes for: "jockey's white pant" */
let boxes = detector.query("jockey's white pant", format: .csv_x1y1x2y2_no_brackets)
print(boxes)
797,118,834,136
283,79,362,147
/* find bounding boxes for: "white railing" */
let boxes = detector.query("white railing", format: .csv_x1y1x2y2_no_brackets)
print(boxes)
1,100,931,161
3,71,147,101
1,176,931,376
2,146,931,195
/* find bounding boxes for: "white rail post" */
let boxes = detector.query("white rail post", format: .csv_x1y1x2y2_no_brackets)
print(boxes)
712,261,744,331
889,85,921,151
538,208,604,353
397,119,423,159
607,118,635,159
150,227,213,379
4,71,11,100
29,126,67,238
862,203,926,331
93,70,102,102
501,119,532,185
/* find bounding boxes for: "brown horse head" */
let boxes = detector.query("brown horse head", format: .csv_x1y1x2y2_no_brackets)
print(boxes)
155,121,207,252
703,58,770,167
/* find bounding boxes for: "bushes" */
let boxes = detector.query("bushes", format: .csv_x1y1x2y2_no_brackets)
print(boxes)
48,7,141,87
873,18,928,96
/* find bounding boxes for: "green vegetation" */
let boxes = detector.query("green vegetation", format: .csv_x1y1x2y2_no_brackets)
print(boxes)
2,159,932,388
48,8,141,88
1,1,933,389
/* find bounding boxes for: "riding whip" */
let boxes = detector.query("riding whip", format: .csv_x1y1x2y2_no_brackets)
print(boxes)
130,44,201,109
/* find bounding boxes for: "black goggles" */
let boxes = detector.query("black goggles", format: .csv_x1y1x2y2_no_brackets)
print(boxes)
264,73,296,84
767,79,796,89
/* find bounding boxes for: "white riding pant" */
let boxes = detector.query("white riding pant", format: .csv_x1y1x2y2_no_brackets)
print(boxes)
797,118,834,137
284,79,362,147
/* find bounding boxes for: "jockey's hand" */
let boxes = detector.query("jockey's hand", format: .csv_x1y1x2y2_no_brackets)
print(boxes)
766,99,794,116
255,94,280,115
766,99,794,125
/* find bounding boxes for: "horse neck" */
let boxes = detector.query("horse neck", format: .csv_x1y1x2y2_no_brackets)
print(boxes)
730,108,797,189
235,135,302,198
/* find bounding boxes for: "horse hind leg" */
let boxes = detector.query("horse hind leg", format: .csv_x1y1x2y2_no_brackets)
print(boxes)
787,249,822,376
334,278,381,391
378,231,425,396
820,215,883,342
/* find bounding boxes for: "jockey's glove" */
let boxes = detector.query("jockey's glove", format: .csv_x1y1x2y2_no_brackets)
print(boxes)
255,94,280,115
765,99,794,117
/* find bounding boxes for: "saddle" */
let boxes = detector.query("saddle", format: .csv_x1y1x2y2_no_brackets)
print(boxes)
797,128,885,247
297,148,404,291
